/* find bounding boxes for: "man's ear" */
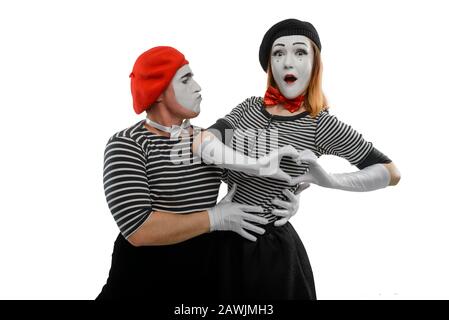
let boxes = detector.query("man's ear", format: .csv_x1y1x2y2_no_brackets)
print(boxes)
146,93,164,113
153,94,163,104
158,83,173,103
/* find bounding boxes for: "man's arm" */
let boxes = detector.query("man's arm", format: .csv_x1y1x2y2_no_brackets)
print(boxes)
128,185,269,246
127,210,210,246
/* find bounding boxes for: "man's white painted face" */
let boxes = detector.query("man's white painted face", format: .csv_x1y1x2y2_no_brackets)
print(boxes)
171,64,202,113
270,35,314,99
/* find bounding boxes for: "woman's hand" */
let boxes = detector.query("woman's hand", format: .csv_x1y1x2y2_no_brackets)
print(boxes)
207,184,269,241
256,145,302,185
295,149,392,192
271,183,310,227
294,149,337,188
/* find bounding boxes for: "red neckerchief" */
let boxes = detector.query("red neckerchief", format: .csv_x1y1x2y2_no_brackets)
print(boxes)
263,86,305,113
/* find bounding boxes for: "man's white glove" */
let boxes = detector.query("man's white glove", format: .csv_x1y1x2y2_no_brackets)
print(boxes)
198,137,300,185
271,183,310,227
207,184,269,241
295,149,391,192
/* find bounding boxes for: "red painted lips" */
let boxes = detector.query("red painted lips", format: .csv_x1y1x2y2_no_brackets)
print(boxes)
284,74,297,84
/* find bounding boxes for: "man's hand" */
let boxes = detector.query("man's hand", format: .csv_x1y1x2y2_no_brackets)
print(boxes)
208,184,269,241
271,183,310,227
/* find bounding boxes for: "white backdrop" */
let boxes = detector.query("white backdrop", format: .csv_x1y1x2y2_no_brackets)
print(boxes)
1,0,448,300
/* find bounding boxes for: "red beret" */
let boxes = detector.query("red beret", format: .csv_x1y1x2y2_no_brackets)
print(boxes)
129,46,189,114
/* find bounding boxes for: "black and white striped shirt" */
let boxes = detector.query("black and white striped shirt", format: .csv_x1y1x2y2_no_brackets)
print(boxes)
210,96,375,222
103,121,223,239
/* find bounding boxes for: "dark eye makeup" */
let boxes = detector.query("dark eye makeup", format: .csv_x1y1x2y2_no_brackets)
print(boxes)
296,49,308,55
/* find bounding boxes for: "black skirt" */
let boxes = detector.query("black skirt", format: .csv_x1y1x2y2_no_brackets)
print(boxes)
208,221,316,300
96,222,316,300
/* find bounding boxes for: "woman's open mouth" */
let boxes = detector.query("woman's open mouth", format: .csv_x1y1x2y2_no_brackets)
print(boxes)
284,74,298,84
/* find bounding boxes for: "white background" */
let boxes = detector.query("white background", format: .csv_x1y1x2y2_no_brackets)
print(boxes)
0,0,448,300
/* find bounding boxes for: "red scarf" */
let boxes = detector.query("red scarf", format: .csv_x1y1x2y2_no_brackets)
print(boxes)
263,86,305,113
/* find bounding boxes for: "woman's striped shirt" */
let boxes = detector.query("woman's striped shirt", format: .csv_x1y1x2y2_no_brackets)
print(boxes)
103,120,223,239
209,96,377,222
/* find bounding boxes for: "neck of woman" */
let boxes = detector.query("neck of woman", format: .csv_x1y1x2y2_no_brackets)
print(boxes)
267,102,307,116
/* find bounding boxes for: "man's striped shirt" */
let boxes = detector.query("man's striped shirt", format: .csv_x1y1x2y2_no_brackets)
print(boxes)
103,121,223,238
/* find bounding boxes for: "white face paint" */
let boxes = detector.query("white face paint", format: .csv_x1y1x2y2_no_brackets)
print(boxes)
270,35,314,99
171,64,202,113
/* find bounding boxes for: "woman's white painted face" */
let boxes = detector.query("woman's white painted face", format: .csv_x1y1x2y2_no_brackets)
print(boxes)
270,35,314,99
171,64,202,113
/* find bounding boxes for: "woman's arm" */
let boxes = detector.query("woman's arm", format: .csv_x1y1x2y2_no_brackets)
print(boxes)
296,149,400,191
193,130,301,184
383,162,401,186
305,112,401,191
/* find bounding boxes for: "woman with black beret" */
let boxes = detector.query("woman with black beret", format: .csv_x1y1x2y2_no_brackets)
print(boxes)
196,18,401,299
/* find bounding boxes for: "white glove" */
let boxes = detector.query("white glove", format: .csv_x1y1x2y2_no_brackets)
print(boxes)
271,183,310,227
207,184,269,241
295,149,391,192
198,137,300,185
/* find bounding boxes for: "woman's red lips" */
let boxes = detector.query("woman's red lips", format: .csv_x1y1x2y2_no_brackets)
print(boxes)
284,74,297,84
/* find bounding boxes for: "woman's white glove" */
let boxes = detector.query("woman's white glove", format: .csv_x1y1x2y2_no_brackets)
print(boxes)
198,137,300,185
271,183,310,227
295,149,391,192
207,184,269,241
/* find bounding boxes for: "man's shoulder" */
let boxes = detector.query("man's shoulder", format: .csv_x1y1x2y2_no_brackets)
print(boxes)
107,120,147,146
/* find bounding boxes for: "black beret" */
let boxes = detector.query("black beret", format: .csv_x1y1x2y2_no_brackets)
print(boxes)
259,19,321,72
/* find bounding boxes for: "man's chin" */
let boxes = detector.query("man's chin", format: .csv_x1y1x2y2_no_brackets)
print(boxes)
191,111,200,118
192,105,201,116
185,109,200,119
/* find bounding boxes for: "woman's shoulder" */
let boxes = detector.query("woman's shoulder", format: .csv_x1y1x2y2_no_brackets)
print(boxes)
314,108,330,118
247,96,265,104
222,96,263,121
231,96,264,114
247,96,265,108
313,108,336,124
236,96,264,108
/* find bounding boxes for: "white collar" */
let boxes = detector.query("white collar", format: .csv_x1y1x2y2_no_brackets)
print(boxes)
145,117,191,139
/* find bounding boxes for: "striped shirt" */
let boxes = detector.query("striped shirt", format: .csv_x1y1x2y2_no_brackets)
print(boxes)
210,96,374,222
103,120,223,239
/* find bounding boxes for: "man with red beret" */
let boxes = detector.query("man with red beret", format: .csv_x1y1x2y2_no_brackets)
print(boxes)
97,46,302,299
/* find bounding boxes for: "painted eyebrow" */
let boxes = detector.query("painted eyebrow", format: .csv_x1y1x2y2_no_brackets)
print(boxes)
273,43,285,48
180,72,193,79
292,42,307,46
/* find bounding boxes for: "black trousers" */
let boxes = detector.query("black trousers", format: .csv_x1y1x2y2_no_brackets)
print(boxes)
96,231,216,300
